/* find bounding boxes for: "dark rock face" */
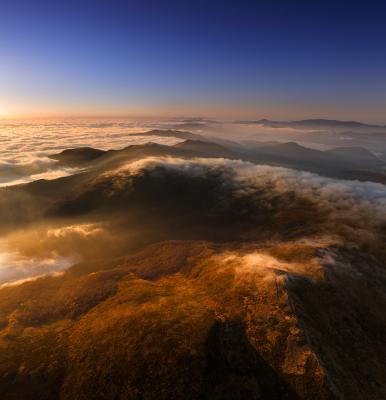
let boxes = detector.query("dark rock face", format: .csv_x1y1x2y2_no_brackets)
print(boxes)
203,320,300,400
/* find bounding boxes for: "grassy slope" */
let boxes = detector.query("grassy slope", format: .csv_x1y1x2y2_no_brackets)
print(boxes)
0,241,337,400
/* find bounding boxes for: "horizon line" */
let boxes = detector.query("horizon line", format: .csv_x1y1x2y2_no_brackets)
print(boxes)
1,114,385,126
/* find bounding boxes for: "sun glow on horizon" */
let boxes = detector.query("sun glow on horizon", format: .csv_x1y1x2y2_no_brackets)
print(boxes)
0,107,9,118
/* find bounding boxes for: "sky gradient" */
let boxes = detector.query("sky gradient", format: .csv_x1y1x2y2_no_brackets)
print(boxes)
1,0,386,121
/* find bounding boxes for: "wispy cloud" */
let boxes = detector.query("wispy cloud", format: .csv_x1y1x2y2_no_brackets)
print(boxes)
0,238,76,286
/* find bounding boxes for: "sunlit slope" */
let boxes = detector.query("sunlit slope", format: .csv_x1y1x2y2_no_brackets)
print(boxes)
1,239,386,399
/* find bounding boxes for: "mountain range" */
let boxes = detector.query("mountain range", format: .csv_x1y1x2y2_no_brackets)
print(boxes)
236,118,386,130
50,133,386,184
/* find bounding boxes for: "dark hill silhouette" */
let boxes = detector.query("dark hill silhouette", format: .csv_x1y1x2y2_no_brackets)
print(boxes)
50,147,106,165
129,129,203,140
174,139,238,158
325,146,384,167
237,118,386,130
245,141,385,175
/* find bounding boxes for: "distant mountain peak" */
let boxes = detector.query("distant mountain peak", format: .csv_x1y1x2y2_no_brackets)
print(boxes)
49,147,106,165
277,141,305,149
295,119,373,127
326,146,383,161
175,139,225,148
237,118,385,129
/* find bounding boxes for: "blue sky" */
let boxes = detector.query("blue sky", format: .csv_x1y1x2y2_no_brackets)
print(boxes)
1,0,386,121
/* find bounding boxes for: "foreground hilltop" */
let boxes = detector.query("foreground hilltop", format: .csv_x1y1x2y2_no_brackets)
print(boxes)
1,239,386,400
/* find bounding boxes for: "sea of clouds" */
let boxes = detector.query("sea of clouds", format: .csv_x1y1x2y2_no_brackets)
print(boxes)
0,117,354,189
0,118,184,187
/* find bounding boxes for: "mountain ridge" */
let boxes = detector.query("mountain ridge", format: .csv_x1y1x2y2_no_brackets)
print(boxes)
236,118,386,129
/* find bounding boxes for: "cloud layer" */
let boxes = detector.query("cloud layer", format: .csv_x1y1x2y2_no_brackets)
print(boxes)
108,156,386,232
0,242,75,286
0,119,183,186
